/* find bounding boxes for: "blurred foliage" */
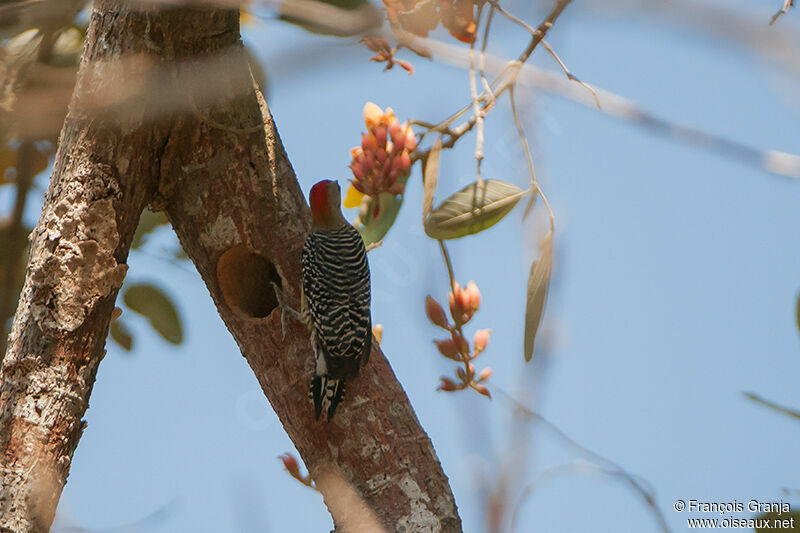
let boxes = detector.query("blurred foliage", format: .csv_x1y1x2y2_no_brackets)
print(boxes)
0,220,31,328
356,192,404,246
524,230,552,362
796,292,799,337
0,143,51,184
131,209,169,250
122,283,183,346
109,320,133,351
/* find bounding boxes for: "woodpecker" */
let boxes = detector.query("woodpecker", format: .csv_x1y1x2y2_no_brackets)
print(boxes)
301,179,372,421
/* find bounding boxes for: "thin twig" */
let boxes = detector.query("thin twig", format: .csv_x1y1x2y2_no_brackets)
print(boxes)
509,85,553,228
469,4,485,183
410,0,573,160
490,384,672,533
770,0,794,25
478,5,497,112
438,240,474,385
541,39,600,109
412,35,800,179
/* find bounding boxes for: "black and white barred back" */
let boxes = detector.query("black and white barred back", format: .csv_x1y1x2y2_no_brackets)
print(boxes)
301,224,372,421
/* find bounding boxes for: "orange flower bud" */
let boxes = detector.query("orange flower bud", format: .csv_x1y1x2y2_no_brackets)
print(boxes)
465,280,481,312
405,128,418,152
474,384,492,398
473,329,490,354
467,362,475,379
438,377,459,391
397,150,411,172
373,124,388,148
376,148,388,165
425,296,449,329
389,121,404,150
434,339,460,360
448,282,462,321
477,367,492,382
362,132,377,152
363,101,383,129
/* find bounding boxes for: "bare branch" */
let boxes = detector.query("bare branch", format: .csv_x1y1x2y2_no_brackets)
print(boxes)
414,36,800,179
769,0,793,25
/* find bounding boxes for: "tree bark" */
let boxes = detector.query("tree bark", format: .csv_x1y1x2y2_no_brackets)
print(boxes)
0,2,462,532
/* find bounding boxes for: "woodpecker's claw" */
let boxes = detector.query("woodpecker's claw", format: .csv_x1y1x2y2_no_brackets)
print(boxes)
271,281,302,339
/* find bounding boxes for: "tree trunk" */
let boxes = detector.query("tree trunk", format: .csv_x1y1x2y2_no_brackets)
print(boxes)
0,2,462,532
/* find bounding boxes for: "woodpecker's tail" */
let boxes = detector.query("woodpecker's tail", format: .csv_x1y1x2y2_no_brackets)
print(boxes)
311,375,346,421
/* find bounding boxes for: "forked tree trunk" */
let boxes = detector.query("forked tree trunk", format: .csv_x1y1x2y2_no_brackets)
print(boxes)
0,2,462,532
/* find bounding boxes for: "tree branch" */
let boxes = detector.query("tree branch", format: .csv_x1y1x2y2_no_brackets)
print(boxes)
1,2,462,531
159,41,462,533
1,4,248,531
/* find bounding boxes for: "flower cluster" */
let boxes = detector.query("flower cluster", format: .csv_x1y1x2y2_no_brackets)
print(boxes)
349,102,417,200
382,0,477,44
426,281,492,397
360,36,415,75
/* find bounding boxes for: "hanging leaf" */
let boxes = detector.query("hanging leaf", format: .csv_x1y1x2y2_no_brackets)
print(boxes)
131,209,168,249
109,320,134,351
422,138,441,224
425,179,526,240
357,192,404,246
123,283,183,345
524,231,553,362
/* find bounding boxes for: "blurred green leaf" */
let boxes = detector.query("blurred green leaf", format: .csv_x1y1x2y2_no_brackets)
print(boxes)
123,283,183,345
0,221,31,317
131,209,168,249
796,292,799,337
425,179,526,240
524,230,553,362
277,0,382,37
358,192,404,246
422,138,441,224
754,510,800,532
109,320,133,351
744,392,800,421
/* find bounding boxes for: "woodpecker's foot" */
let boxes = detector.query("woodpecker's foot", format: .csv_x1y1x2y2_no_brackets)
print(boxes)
271,281,302,339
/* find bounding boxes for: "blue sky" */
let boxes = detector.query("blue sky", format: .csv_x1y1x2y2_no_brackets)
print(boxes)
22,0,799,531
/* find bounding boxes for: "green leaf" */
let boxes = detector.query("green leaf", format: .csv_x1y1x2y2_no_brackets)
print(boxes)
131,209,168,249
109,320,133,351
357,192,404,246
744,392,800,421
123,283,183,345
425,179,526,240
524,231,553,362
754,510,800,532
